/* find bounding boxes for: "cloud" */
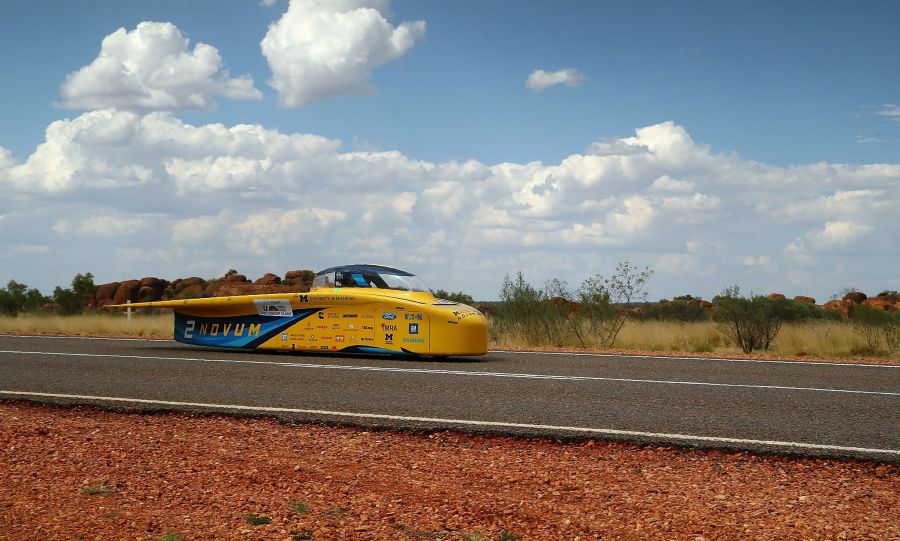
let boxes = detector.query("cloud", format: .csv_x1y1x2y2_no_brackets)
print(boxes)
1,113,898,301
876,104,900,120
526,68,586,92
260,0,426,107
14,244,50,255
60,21,261,111
75,215,151,237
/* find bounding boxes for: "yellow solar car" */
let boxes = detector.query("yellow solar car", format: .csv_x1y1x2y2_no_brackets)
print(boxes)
113,264,488,357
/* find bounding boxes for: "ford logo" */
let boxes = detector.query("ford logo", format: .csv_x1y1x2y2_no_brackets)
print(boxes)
382,312,397,320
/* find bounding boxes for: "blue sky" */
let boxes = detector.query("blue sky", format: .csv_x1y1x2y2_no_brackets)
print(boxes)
0,0,898,300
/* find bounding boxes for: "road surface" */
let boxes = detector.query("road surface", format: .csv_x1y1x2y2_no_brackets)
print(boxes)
1,335,898,461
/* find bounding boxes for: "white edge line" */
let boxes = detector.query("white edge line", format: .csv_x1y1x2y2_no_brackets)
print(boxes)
2,334,898,368
3,349,898,396
1,390,897,456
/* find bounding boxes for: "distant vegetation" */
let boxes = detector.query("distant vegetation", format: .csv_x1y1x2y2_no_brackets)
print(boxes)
1,268,898,357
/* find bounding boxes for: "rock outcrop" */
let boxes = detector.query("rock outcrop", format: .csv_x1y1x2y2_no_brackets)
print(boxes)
793,295,816,304
254,273,281,286
862,297,897,312
842,291,867,305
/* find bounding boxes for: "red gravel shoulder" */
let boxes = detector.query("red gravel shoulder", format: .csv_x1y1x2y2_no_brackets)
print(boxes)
2,402,897,541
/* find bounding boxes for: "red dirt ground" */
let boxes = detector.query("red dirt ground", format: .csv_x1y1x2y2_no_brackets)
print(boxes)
1,402,897,541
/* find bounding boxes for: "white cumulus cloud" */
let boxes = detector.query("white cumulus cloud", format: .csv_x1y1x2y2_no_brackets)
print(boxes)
526,68,586,92
1,113,898,301
260,0,426,107
876,104,900,120
60,21,262,111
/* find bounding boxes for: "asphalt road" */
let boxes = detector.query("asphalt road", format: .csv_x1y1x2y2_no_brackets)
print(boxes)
1,335,898,461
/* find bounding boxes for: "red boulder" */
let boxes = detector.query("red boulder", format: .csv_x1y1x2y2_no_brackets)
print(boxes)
113,280,141,304
254,273,282,286
842,291,867,305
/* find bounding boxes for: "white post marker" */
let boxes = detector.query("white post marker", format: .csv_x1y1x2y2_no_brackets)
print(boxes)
126,299,132,324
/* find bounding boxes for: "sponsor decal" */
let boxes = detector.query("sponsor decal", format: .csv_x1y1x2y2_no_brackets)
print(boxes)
328,313,340,319
404,313,423,321
309,334,316,340
191,322,262,338
385,333,394,343
332,323,340,329
336,336,345,342
452,310,481,322
342,314,359,318
331,296,356,301
315,325,327,330
347,323,355,330
318,312,325,319
254,299,292,318
382,312,397,321
408,323,419,335
361,337,374,342
362,325,373,330
297,294,309,303
320,346,329,350
381,323,398,332
321,336,333,340
281,333,288,342
402,337,425,344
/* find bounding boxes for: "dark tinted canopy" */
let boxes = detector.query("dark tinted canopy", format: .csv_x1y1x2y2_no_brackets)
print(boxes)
315,264,413,277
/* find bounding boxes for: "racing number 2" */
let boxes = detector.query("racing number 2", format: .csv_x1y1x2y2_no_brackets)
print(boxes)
184,320,195,339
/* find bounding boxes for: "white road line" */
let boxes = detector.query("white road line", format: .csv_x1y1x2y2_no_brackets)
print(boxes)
2,334,898,368
1,390,897,457
2,349,898,397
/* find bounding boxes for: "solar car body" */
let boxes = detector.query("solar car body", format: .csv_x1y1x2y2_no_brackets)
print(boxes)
113,264,488,357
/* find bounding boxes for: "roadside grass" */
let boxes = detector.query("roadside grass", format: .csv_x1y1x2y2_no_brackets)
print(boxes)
0,312,172,338
288,501,310,514
322,505,350,519
241,512,272,526
490,319,882,359
155,533,182,541
81,484,114,496
1,313,890,359
289,529,313,540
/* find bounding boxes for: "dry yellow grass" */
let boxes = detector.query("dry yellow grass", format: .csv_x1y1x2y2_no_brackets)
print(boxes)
489,319,887,359
0,314,890,360
0,313,173,338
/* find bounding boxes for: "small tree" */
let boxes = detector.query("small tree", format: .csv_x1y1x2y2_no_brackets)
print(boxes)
713,286,786,353
850,305,897,354
0,280,50,315
496,271,564,346
53,273,97,315
573,261,653,348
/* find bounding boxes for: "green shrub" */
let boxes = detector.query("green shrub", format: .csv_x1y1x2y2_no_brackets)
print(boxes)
638,299,710,322
433,289,475,305
494,271,566,346
850,305,899,354
713,286,788,353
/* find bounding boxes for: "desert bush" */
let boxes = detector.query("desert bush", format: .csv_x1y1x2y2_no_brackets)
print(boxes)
433,289,475,305
850,304,900,354
53,272,97,315
0,280,50,316
713,286,791,353
494,272,567,346
573,262,652,347
638,299,710,322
